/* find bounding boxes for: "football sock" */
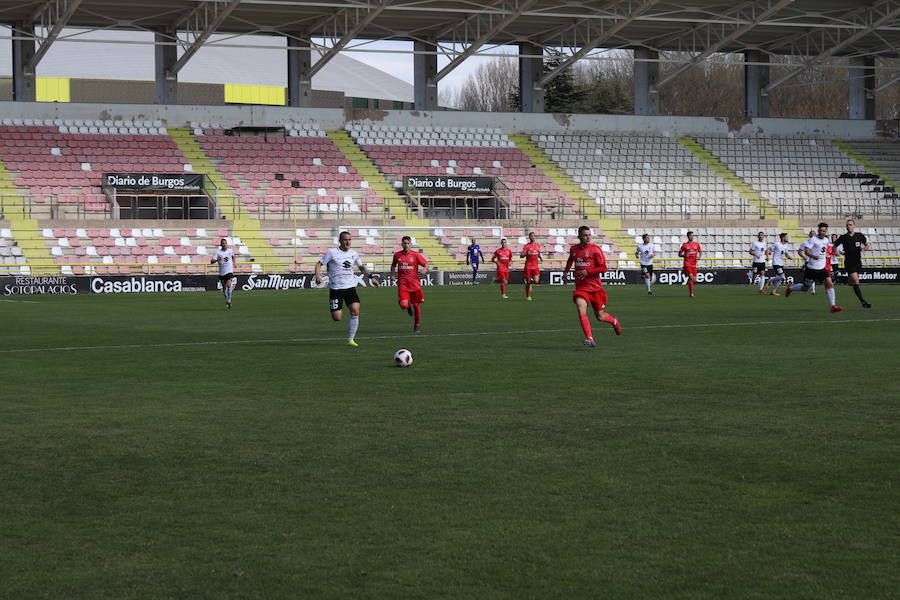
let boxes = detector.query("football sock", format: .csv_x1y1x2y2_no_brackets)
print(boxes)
645,278,651,292
770,276,782,293
525,282,531,297
810,282,816,293
579,314,593,339
225,286,232,302
688,279,694,295
789,283,804,292
853,284,867,304
826,288,836,307
758,276,766,290
348,315,359,340
413,304,421,327
600,312,616,326
500,283,506,295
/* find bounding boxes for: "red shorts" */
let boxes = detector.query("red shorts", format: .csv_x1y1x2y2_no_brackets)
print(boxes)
682,265,697,277
398,287,424,306
573,288,607,312
524,266,540,280
495,268,509,282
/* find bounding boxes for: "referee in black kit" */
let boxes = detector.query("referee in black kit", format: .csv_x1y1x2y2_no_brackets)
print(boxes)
832,219,872,308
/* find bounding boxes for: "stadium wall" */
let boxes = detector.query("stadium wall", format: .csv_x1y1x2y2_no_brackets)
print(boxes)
0,101,889,139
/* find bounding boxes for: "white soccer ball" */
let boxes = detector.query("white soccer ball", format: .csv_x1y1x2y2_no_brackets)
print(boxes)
393,348,413,367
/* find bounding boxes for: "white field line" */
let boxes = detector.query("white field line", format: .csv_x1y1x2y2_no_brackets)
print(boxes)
1,317,898,355
0,298,40,304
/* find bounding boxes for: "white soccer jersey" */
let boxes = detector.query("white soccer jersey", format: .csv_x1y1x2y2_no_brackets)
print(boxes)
798,239,812,265
804,236,829,270
320,247,363,290
771,242,788,266
212,248,235,276
636,243,656,266
750,240,768,263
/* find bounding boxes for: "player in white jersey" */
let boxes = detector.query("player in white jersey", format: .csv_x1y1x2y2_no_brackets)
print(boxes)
210,238,237,309
748,231,770,294
768,232,793,296
798,230,817,294
785,223,842,312
634,234,657,295
315,231,381,347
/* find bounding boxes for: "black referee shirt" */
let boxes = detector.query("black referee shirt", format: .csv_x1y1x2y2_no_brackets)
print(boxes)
833,232,867,261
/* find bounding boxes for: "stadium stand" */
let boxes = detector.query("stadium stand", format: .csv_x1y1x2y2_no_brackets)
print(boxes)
347,124,578,218
697,136,889,218
194,123,381,217
0,119,189,218
39,223,257,275
530,132,755,218
0,224,26,275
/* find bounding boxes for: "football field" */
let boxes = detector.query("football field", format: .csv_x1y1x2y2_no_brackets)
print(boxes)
2,283,899,598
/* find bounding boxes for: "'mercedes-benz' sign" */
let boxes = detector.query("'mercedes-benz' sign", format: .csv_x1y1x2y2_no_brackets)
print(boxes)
404,175,494,195
103,173,205,192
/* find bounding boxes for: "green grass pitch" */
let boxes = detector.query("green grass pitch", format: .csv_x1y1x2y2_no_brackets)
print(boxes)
2,283,899,599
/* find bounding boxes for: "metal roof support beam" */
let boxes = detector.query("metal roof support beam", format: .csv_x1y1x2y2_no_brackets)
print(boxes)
12,22,36,102
519,42,544,113
27,0,83,72
537,0,659,88
764,1,900,94
287,33,312,108
435,0,540,83
744,49,770,117
653,0,796,90
167,0,243,77
414,39,438,110
634,47,659,116
309,1,390,78
849,56,875,120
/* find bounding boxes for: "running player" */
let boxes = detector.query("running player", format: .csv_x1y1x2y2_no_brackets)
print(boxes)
785,222,842,312
832,219,871,308
635,233,656,295
390,236,428,332
465,238,485,284
768,232,793,296
210,237,236,309
678,231,702,297
564,225,622,347
797,229,817,294
520,231,543,301
315,231,381,347
749,231,770,294
491,238,514,298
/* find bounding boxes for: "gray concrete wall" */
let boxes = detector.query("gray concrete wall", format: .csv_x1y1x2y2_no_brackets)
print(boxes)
0,100,888,139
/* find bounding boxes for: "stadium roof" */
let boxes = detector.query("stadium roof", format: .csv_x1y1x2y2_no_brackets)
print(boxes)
3,0,900,91
0,28,415,102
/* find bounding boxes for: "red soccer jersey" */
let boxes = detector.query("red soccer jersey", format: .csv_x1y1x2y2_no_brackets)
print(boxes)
680,241,702,266
825,244,835,273
392,250,427,291
522,243,542,268
492,248,513,269
564,243,606,292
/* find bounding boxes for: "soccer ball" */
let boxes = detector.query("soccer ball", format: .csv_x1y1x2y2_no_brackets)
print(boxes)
393,348,413,367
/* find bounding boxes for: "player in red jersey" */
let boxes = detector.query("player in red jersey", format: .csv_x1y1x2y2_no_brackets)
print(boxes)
563,225,622,347
520,231,543,301
491,238,514,298
390,236,429,332
678,231,703,297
